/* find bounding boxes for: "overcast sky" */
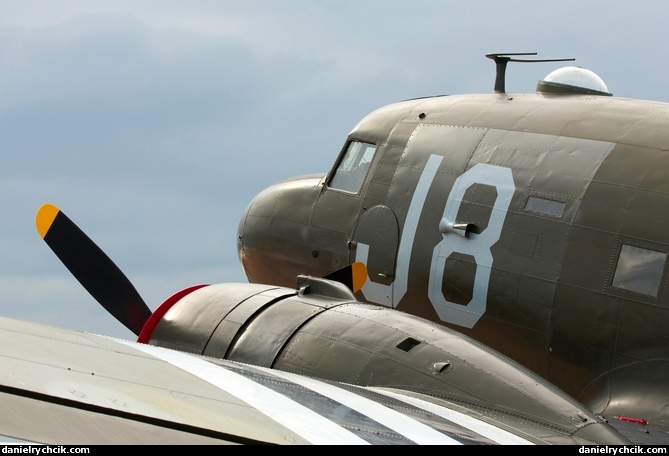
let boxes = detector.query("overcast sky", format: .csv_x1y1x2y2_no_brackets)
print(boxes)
2,1,669,340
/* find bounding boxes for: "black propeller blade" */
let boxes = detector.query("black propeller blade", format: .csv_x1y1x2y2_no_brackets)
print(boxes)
36,203,152,336
324,262,368,294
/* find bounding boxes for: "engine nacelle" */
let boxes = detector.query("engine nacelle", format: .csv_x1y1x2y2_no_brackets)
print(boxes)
136,275,623,444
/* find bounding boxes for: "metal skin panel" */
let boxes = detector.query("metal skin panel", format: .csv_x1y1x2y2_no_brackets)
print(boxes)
223,297,328,367
202,288,301,360
404,125,486,177
551,137,669,397
579,359,669,430
236,88,669,431
270,303,626,444
149,283,276,354
358,123,421,218
238,177,324,286
347,98,427,145
316,188,362,277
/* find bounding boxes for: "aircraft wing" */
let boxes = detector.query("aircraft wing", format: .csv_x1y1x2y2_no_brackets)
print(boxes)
0,315,544,445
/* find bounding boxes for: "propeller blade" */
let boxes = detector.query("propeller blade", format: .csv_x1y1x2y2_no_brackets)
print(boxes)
324,262,368,294
35,203,152,336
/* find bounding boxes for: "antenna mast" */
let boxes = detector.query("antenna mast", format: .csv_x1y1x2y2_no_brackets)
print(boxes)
485,53,575,93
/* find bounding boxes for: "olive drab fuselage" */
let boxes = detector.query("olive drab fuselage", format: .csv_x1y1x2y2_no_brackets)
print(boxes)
238,89,669,422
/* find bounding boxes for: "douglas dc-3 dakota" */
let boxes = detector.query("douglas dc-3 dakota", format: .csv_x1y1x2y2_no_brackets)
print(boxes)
2,53,669,445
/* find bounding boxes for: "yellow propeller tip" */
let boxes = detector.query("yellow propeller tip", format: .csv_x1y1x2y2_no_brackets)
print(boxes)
36,203,60,239
351,262,368,293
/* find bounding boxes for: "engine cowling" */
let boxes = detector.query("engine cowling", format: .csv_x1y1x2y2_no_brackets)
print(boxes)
136,275,625,444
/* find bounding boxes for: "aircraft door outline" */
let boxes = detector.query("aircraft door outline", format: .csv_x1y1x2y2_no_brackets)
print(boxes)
356,154,444,307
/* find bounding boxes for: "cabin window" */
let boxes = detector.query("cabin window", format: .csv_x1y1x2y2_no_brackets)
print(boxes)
612,244,666,297
329,140,377,193
525,196,565,217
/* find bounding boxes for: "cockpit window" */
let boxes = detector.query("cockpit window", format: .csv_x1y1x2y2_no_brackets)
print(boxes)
329,140,377,193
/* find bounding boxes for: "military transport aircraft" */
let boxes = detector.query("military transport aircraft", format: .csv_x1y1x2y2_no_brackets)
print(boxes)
1,53,666,445
238,53,669,443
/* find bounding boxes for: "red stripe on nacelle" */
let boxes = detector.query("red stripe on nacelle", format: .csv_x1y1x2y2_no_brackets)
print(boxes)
137,284,210,344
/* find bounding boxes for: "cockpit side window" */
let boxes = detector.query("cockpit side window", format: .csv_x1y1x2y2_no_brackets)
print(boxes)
329,140,377,193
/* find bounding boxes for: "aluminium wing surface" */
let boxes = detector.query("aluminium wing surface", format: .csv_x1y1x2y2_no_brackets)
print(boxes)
0,315,546,445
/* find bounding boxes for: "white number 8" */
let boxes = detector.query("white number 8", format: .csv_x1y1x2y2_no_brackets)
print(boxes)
429,163,515,328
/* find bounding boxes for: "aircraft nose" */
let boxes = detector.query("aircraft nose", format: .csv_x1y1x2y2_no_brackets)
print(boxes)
237,174,324,287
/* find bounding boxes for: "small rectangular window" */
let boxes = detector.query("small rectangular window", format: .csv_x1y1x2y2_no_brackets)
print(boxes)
612,244,666,297
525,196,566,217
